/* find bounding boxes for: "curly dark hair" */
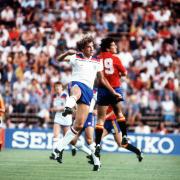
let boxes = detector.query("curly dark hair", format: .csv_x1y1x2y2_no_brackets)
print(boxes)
100,37,115,52
76,36,95,51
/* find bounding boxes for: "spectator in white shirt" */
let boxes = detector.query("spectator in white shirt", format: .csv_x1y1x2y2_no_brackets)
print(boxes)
29,42,42,56
12,41,27,54
118,47,134,68
145,55,158,77
13,77,27,93
0,25,9,44
159,51,173,67
135,121,151,134
42,41,56,58
21,0,36,8
1,6,14,22
161,94,175,122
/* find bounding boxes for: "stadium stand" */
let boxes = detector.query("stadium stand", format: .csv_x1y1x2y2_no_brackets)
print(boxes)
0,0,179,134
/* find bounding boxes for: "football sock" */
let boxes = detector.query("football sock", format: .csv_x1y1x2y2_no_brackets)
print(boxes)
89,142,100,166
117,121,127,137
75,140,91,155
65,95,77,108
52,137,59,152
125,143,141,155
71,145,76,150
57,126,78,151
95,124,104,145
88,142,96,153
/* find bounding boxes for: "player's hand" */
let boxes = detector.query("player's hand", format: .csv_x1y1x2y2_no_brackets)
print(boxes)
66,49,76,55
113,92,122,101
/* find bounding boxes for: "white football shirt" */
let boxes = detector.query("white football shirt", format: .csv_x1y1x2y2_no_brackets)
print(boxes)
69,53,103,89
53,91,72,126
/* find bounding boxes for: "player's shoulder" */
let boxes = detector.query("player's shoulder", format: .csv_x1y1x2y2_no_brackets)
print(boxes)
92,55,101,62
112,54,123,64
52,93,57,99
112,54,120,58
111,54,121,61
76,52,84,59
61,91,68,98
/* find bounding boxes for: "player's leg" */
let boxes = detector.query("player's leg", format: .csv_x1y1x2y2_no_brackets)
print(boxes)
85,126,94,145
49,123,61,160
71,144,77,156
94,119,113,162
73,114,94,157
95,105,108,157
70,129,92,157
62,84,81,116
70,133,79,156
115,110,143,161
55,103,89,163
113,122,143,162
85,125,101,171
62,126,77,156
85,126,95,164
102,128,109,138
112,103,128,145
115,131,143,161
108,87,128,145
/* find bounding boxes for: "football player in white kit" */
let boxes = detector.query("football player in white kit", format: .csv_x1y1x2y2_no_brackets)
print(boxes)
71,90,100,171
54,36,120,171
49,81,74,160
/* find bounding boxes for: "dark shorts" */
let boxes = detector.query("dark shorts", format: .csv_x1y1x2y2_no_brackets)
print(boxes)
68,81,93,105
97,87,124,106
104,119,120,134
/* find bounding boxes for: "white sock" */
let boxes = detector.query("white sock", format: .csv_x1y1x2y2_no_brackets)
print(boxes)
88,142,100,166
75,140,91,155
71,145,76,150
65,96,77,108
52,137,59,153
88,142,96,153
57,127,78,151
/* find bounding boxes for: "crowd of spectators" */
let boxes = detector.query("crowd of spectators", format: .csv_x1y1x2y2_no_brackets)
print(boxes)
0,0,179,134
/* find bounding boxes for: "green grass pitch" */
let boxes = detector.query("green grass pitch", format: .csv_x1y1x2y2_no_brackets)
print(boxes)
0,149,180,180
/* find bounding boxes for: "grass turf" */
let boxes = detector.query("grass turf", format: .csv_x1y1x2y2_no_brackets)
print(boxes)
0,149,180,180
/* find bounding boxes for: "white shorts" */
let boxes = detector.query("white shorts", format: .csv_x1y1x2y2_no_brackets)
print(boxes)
54,113,72,126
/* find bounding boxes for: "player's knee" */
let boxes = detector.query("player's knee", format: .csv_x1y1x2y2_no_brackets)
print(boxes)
96,119,105,126
121,144,128,148
53,134,59,139
74,123,83,131
86,137,93,145
70,139,76,146
116,114,126,122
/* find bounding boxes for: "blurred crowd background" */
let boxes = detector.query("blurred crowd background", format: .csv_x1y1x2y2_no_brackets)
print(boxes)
0,0,179,134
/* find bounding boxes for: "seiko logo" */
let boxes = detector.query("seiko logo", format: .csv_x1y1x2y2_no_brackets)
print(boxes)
11,131,175,154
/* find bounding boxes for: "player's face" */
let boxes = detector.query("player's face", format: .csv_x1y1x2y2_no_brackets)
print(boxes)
109,42,117,54
55,84,62,94
82,42,94,58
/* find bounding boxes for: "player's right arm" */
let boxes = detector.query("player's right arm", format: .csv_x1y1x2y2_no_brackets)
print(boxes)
57,49,76,62
50,106,64,113
97,71,122,100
